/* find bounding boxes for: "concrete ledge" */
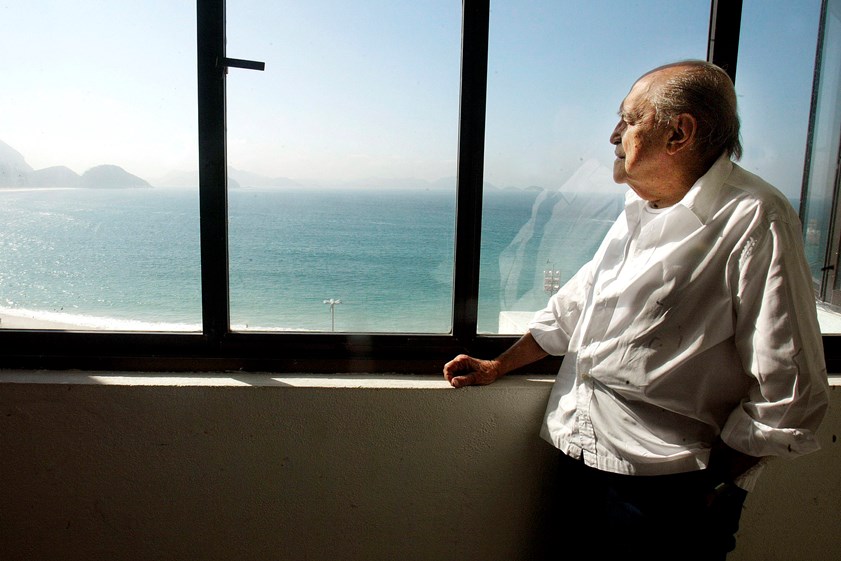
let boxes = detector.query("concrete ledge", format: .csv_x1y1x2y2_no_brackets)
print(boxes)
1,371,838,561
0,369,557,388
2,369,836,387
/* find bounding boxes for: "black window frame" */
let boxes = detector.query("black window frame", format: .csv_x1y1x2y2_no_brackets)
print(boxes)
801,0,841,308
1,0,838,373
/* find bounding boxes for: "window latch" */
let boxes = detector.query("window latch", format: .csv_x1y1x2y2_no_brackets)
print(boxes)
220,57,266,72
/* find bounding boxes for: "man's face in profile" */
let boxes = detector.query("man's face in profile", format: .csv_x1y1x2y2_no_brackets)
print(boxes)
609,71,687,207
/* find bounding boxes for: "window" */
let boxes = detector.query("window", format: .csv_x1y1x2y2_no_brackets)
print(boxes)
225,0,461,333
0,1,200,332
801,0,841,331
1,0,838,372
479,0,709,334
736,0,822,207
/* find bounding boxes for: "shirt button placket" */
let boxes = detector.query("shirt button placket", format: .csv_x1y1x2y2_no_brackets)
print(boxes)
575,356,597,460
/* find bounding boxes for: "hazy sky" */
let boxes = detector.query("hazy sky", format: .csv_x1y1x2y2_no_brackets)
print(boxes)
0,0,823,196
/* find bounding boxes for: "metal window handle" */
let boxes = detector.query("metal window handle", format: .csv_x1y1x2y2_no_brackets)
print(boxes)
221,57,265,71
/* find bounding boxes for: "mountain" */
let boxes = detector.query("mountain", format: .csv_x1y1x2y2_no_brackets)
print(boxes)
1,138,554,192
0,140,151,189
228,167,301,188
80,165,151,189
153,168,295,189
30,166,81,188
152,170,199,188
0,140,34,187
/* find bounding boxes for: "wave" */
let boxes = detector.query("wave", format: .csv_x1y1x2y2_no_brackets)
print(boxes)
0,187,78,193
0,306,329,333
0,306,201,332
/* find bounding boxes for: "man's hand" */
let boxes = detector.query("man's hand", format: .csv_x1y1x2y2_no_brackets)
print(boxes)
708,439,762,484
444,333,549,389
443,355,502,388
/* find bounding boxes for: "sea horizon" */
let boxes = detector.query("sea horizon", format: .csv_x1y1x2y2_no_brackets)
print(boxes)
0,185,624,334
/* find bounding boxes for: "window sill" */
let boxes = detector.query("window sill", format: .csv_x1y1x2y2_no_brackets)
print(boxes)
2,370,839,386
0,370,557,389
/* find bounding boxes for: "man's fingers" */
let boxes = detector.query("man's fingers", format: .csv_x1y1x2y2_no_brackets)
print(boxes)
443,354,492,387
443,354,473,379
450,373,476,388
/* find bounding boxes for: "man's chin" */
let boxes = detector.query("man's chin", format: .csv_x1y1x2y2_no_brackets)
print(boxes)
612,160,627,184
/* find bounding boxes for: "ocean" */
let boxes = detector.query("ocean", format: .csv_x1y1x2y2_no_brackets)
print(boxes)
0,186,623,334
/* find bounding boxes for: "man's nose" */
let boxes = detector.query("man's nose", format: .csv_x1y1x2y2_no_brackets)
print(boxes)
610,122,623,145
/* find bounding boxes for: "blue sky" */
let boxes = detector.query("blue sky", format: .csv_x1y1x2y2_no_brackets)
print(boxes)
0,0,823,196
0,1,197,179
736,0,823,197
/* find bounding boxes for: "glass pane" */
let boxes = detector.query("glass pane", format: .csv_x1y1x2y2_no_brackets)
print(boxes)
480,0,710,334
226,0,461,333
803,0,841,290
0,2,200,331
806,0,841,335
737,0,822,208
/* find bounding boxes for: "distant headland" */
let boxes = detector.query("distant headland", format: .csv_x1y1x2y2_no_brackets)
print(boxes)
0,140,150,189
0,137,561,192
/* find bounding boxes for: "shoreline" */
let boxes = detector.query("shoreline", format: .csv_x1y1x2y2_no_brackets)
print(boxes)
0,309,200,332
0,312,93,331
0,187,78,193
5,309,841,335
0,309,296,333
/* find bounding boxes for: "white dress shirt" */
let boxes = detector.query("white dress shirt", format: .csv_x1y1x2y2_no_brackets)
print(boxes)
530,155,829,487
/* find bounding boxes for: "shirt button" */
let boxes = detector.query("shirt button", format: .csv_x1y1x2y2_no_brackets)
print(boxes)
580,371,591,381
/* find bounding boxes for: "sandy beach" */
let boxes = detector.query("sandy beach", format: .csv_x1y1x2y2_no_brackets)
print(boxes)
0,308,202,332
0,311,90,331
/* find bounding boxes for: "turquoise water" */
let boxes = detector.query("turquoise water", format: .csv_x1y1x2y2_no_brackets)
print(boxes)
0,188,203,330
0,187,621,333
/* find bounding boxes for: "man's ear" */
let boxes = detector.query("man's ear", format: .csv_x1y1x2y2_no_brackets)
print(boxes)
666,113,697,155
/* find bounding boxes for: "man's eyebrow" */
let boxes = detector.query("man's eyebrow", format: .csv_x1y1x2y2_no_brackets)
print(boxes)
618,106,637,120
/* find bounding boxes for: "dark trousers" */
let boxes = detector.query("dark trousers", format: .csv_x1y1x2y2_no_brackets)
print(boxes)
552,452,747,561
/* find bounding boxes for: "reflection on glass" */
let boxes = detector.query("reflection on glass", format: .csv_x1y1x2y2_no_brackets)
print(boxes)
802,0,841,291
0,2,200,331
738,0,822,207
226,0,461,333
799,0,841,337
479,1,709,334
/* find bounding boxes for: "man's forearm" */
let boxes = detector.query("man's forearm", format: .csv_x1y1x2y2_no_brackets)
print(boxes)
493,332,549,376
443,331,550,387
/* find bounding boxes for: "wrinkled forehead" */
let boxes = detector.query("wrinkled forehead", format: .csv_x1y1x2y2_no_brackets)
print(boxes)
619,76,658,117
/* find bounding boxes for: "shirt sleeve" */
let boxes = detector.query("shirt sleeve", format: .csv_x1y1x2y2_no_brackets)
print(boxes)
724,209,829,459
528,259,595,356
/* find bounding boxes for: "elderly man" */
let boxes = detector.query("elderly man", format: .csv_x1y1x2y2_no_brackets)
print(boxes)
444,61,829,560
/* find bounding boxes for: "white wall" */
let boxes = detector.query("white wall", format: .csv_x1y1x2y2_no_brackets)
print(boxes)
0,372,838,561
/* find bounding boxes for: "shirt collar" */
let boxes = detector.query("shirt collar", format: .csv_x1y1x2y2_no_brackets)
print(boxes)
677,153,733,225
623,153,733,226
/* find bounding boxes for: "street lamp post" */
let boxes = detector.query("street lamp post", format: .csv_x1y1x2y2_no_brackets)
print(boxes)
323,298,342,332
543,265,561,295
